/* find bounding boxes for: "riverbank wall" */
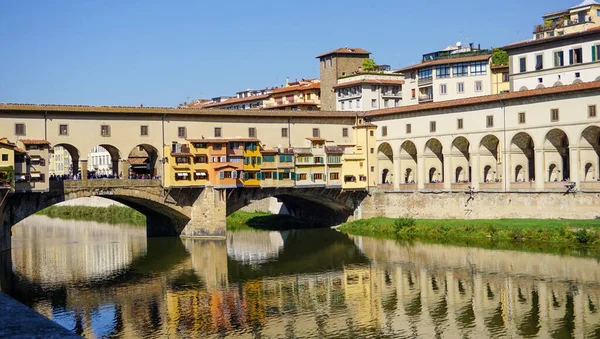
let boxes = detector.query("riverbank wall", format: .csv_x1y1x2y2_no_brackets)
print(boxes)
357,191,600,220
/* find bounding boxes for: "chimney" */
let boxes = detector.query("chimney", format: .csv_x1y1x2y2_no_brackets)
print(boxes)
286,77,289,86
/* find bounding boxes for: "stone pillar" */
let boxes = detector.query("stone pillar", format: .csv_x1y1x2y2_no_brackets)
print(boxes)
0,206,9,253
71,157,79,178
471,153,480,190
119,160,129,179
443,154,452,190
393,156,401,189
534,149,545,190
181,185,226,238
417,155,425,190
80,159,88,181
504,148,511,192
569,146,579,187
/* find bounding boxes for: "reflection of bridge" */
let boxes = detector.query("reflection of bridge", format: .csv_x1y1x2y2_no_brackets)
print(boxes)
4,223,600,338
0,179,368,252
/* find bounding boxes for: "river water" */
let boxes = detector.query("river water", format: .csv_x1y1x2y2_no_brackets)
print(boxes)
1,215,600,338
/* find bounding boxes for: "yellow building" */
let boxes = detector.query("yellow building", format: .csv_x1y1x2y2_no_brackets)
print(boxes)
240,138,261,187
164,141,194,187
294,138,327,187
491,64,510,94
341,121,376,190
0,138,15,189
533,0,600,40
263,79,321,111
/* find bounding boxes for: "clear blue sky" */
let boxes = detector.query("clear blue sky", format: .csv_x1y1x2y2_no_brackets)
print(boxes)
0,0,571,107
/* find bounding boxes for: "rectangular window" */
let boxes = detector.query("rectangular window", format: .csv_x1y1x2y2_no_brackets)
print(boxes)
312,128,320,138
342,128,348,137
213,143,223,150
140,125,148,136
440,84,447,95
406,124,411,134
589,105,597,118
519,112,526,124
371,99,377,108
1,154,7,161
486,115,494,128
502,72,509,82
281,127,288,138
59,124,68,136
313,173,323,181
569,48,583,64
341,101,345,110
383,99,389,108
418,68,432,80
457,118,463,130
194,156,207,163
519,57,527,73
457,82,465,93
395,99,400,107
551,108,559,122
248,127,256,138
299,173,307,180
356,99,360,108
554,51,564,67
177,127,186,138
101,125,111,137
452,63,469,77
470,61,487,75
330,172,339,180
370,130,374,136
430,121,436,133
214,127,222,137
532,55,543,71
593,45,599,61
15,123,25,136
382,126,387,137
475,81,483,92
411,89,416,99
435,64,451,78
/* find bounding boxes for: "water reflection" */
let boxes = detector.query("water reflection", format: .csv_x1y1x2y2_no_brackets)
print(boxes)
2,217,600,338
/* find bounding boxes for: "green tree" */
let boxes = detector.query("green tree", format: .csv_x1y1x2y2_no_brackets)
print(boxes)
362,58,377,71
491,48,508,66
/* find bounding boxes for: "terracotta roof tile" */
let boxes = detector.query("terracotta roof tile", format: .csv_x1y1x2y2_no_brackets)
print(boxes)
14,147,26,153
334,79,405,89
186,138,229,144
316,47,371,58
260,149,279,153
197,94,270,108
128,157,148,165
270,82,320,94
0,140,15,147
21,139,51,145
396,54,491,72
262,102,320,110
366,80,600,118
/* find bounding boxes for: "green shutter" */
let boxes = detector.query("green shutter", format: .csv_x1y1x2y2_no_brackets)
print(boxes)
569,49,574,65
279,155,284,162
243,172,248,180
273,172,278,180
257,157,261,165
244,157,249,165
311,173,314,181
257,172,262,180
593,46,597,62
291,172,296,180
279,172,284,180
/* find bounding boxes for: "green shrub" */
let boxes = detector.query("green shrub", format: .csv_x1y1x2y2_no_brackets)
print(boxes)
394,217,416,233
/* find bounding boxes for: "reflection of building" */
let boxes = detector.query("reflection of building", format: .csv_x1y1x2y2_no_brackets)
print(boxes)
49,145,72,176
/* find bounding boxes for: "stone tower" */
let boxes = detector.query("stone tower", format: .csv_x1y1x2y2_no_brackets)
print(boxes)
317,47,371,111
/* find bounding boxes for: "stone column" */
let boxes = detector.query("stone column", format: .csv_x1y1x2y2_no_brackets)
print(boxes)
471,153,480,190
181,185,226,238
569,146,579,186
112,159,120,176
393,156,401,189
534,149,545,190
119,160,129,179
417,155,425,190
80,159,88,181
503,148,511,192
0,206,10,253
443,154,452,190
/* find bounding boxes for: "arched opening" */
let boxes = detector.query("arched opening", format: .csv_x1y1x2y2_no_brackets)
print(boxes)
511,132,535,182
377,143,394,185
544,128,570,182
451,137,470,184
535,84,546,89
86,145,121,179
399,140,417,184
424,138,443,183
579,126,600,182
127,144,159,179
572,79,583,85
519,86,529,91
553,81,563,87
479,135,501,183
50,143,80,180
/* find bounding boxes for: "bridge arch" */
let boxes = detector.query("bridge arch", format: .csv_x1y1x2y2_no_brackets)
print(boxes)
52,143,81,177
126,144,160,179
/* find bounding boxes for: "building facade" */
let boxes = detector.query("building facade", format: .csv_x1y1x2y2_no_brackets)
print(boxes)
334,74,406,111
263,79,321,111
532,0,600,40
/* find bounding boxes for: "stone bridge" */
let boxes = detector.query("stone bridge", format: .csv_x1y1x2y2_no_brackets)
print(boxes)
0,179,368,252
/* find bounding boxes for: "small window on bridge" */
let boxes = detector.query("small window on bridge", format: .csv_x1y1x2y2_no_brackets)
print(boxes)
140,125,148,136
59,124,68,136
178,127,187,138
100,125,110,137
15,123,26,136
214,127,222,137
249,128,256,138
342,128,348,137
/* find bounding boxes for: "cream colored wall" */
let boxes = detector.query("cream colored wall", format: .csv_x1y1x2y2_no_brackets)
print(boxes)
0,114,46,143
0,144,13,168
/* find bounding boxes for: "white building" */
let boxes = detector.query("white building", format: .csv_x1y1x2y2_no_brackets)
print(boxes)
396,45,494,104
88,146,113,175
334,73,405,111
505,27,600,91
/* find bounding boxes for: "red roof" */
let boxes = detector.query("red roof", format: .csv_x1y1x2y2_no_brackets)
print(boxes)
334,79,405,89
262,102,319,110
316,47,371,58
128,157,148,165
270,82,320,94
366,80,600,118
186,138,229,144
396,54,491,72
21,139,51,145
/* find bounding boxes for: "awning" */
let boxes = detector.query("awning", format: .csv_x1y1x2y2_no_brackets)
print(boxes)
16,175,26,180
30,155,41,159
176,173,189,177
194,172,208,176
30,173,41,178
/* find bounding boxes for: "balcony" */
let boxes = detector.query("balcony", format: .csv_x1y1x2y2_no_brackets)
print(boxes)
419,94,433,103
293,147,312,155
418,77,432,86
381,91,402,98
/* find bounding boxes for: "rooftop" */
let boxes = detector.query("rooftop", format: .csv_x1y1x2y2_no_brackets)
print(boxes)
316,47,371,59
20,139,51,146
504,25,600,50
396,53,491,72
333,79,405,89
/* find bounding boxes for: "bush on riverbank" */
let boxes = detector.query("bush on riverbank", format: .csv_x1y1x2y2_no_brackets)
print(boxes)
339,217,600,246
36,205,146,227
227,211,309,231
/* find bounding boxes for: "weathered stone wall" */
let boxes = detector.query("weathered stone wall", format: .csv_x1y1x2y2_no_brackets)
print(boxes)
239,197,287,214
180,185,226,238
0,210,8,253
359,191,600,219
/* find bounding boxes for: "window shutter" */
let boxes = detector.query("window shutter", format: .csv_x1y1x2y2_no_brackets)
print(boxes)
311,173,314,181
323,173,326,182
232,170,238,179
569,50,574,65
593,46,597,62
243,172,248,180
279,172,284,180
219,171,224,179
273,172,278,180
279,155,284,162
244,157,249,165
257,157,261,165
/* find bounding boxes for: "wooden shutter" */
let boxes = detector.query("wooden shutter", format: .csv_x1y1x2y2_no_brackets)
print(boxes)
273,172,278,180
291,172,296,180
569,50,574,65
593,46,597,62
